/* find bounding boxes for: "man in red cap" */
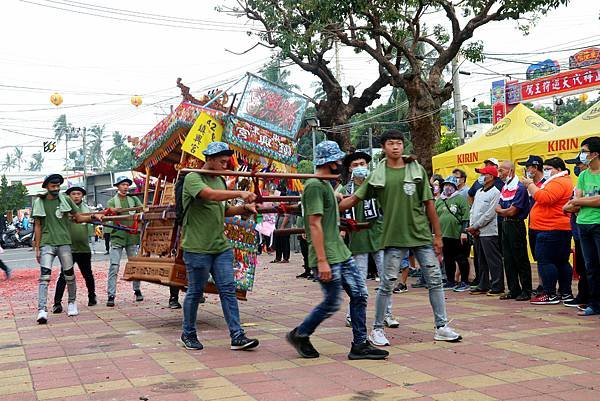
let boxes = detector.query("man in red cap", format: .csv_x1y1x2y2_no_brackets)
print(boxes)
466,165,504,296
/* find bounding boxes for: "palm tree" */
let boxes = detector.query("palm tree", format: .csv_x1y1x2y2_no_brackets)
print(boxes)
87,125,106,171
27,152,44,171
13,147,24,171
2,153,15,172
259,57,300,91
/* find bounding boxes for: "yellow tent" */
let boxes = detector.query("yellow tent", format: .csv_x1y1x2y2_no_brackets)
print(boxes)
512,100,600,166
432,103,556,180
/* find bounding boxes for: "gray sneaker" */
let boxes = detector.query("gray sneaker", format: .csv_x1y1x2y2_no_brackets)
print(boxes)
434,325,462,342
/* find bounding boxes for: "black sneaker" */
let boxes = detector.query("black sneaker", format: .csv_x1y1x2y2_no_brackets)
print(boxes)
560,293,575,302
106,296,115,307
230,335,259,350
169,297,182,309
88,295,97,307
563,297,586,308
52,303,63,314
134,290,144,302
393,283,408,294
180,333,203,350
348,341,390,360
286,327,319,358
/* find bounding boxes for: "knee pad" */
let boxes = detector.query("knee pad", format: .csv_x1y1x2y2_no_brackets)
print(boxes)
39,273,51,283
63,269,75,281
40,267,52,277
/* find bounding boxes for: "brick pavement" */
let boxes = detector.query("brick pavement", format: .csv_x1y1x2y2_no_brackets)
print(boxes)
0,253,599,401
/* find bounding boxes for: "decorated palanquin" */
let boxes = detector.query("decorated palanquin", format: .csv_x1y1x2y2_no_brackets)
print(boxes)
122,75,309,300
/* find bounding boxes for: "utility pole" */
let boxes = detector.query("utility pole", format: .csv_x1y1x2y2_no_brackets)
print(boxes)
82,127,87,190
312,127,317,173
368,128,373,158
452,57,465,141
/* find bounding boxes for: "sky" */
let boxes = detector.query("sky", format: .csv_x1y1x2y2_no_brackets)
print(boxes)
0,0,599,173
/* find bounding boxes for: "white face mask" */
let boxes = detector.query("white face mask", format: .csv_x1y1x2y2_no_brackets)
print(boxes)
477,175,485,185
543,170,552,180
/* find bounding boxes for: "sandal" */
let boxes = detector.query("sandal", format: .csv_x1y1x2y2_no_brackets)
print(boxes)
577,306,599,316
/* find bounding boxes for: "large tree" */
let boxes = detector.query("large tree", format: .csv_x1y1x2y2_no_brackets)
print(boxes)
227,0,569,171
0,175,29,212
87,125,106,171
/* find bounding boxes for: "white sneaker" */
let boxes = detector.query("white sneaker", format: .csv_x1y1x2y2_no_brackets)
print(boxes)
384,316,400,328
67,302,79,317
375,277,381,282
434,325,462,342
369,328,390,346
37,310,48,324
345,314,352,327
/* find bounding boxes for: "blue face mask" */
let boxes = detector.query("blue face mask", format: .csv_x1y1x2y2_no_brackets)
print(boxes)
352,166,369,179
580,151,596,166
574,166,582,176
543,170,552,180
477,175,485,185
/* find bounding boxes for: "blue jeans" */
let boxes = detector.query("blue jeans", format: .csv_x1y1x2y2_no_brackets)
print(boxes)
351,251,392,317
182,249,244,340
298,258,368,344
535,230,572,296
38,245,76,311
376,246,447,329
579,224,600,312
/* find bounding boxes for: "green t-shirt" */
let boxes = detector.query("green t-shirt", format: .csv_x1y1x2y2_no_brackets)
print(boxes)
107,195,142,247
435,195,470,239
355,165,433,248
576,169,600,224
38,196,77,246
69,202,91,253
302,178,352,267
182,172,230,254
343,182,383,255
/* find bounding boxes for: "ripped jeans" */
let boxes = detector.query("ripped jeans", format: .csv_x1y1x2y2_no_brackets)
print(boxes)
38,245,76,311
374,246,448,329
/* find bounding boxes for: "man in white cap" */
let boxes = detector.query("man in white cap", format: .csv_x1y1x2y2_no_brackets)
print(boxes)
106,176,143,306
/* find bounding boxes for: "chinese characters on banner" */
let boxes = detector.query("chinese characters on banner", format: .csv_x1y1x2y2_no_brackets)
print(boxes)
236,74,309,139
224,118,298,166
506,65,600,104
223,217,258,292
181,111,224,160
490,80,507,124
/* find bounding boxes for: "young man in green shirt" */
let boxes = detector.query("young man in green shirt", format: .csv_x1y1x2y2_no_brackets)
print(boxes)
341,151,398,328
52,186,97,313
180,142,259,351
565,136,600,316
287,141,388,360
33,174,102,324
340,130,461,345
106,176,143,307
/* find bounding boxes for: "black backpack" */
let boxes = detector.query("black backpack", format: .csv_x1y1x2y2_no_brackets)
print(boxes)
174,172,227,227
174,174,188,227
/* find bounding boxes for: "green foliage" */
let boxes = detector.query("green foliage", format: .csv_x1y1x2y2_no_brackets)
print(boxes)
106,132,134,171
87,125,106,171
435,132,461,155
526,96,598,126
259,56,300,91
13,147,24,171
0,175,29,213
27,152,44,172
297,159,314,174
1,153,15,172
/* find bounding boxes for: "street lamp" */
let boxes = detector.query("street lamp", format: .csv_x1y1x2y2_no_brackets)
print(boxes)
305,117,320,173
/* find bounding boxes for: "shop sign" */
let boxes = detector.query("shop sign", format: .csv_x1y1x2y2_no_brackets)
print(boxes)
506,66,600,104
569,47,600,69
490,80,506,124
526,59,560,80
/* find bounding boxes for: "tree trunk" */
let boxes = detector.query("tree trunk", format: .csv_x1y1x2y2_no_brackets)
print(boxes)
404,78,443,175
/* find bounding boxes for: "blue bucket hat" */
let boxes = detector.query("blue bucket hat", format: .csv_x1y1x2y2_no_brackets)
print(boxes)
113,176,133,186
443,175,459,188
314,140,345,166
203,141,234,157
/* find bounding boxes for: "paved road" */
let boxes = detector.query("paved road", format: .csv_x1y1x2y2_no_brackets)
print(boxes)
1,241,111,269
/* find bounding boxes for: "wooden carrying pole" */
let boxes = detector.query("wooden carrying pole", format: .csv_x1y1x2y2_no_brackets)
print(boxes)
273,224,370,236
180,169,339,181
